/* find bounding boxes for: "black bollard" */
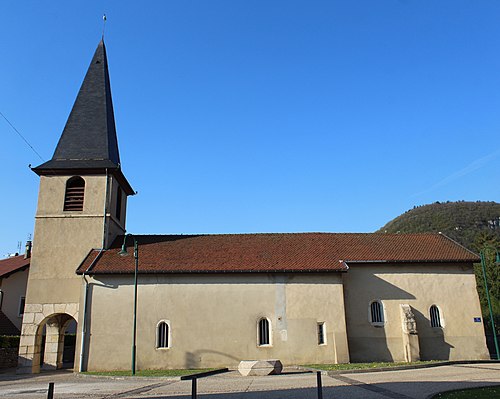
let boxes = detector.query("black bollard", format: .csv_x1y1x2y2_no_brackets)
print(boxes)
192,377,197,399
316,371,323,399
47,382,54,399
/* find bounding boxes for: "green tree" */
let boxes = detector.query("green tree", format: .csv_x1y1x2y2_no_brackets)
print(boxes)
472,232,500,336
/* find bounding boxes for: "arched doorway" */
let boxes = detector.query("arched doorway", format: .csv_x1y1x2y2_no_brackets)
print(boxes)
34,313,78,372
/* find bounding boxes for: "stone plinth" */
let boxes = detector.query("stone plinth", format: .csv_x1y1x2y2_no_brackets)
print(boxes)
238,359,283,376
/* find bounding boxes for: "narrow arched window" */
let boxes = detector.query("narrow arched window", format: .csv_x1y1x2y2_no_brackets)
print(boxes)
156,321,170,348
369,300,384,325
258,318,270,346
64,177,85,211
430,305,442,328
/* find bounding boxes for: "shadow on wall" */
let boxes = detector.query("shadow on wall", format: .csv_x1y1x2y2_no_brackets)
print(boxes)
413,308,453,361
345,275,416,363
185,350,240,369
80,281,118,372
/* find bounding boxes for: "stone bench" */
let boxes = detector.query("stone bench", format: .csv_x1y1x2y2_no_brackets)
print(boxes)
238,359,283,376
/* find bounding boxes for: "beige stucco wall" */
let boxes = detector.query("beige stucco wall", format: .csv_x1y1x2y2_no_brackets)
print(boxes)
83,273,349,371
343,263,489,362
19,173,127,373
0,268,29,331
25,174,127,301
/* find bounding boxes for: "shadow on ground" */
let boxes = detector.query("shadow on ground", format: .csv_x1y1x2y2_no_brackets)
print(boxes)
127,380,500,399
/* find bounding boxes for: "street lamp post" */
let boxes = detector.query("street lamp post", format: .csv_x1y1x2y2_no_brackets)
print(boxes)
479,249,500,360
119,234,139,375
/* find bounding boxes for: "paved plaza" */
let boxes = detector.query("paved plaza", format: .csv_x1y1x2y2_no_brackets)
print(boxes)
0,363,499,399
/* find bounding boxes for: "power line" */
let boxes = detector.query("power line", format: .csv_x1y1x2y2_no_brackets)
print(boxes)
0,111,45,162
0,110,67,186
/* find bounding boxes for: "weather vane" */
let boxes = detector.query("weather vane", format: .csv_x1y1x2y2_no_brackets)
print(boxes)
102,14,107,40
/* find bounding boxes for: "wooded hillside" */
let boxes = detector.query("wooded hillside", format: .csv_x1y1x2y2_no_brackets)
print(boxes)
378,201,500,339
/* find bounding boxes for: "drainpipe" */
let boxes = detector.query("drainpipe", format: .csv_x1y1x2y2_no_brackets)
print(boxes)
79,169,110,372
78,251,102,372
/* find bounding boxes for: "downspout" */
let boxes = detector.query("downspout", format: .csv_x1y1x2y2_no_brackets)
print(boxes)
78,251,102,372
79,169,110,372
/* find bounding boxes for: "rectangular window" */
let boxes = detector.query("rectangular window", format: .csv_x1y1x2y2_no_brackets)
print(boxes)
317,322,326,345
18,296,26,316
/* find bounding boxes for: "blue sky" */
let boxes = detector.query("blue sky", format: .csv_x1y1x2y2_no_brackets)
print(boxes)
1,1,500,257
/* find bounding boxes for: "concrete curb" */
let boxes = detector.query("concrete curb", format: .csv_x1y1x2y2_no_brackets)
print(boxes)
76,368,230,381
75,372,182,381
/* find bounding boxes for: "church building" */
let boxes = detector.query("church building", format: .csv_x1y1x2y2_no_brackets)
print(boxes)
18,40,489,373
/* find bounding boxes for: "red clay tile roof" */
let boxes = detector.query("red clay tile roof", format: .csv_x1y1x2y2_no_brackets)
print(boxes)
0,255,30,278
76,233,478,275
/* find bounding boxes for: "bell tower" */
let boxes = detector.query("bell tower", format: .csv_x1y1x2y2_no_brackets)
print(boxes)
18,40,134,373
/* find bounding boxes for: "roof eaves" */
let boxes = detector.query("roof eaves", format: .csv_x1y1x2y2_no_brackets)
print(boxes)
86,268,348,275
345,259,478,264
75,249,104,275
0,264,29,279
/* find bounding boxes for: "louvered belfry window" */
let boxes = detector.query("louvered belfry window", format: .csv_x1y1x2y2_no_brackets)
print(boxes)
64,177,85,211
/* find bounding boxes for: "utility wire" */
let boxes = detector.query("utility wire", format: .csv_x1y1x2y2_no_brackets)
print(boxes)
0,111,45,162
0,110,66,185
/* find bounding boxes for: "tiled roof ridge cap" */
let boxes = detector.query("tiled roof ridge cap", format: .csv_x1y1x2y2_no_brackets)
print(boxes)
437,232,479,257
120,232,447,237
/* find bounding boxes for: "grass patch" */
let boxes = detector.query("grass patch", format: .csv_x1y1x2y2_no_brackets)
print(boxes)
83,369,215,377
432,385,500,398
303,361,440,371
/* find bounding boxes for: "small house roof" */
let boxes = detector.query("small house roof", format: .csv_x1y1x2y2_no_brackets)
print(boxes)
0,254,30,279
77,232,479,275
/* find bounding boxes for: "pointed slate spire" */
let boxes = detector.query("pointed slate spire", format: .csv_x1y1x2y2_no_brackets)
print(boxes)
34,40,133,194
36,40,120,168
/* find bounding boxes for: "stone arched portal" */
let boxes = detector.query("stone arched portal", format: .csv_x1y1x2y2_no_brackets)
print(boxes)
18,303,79,374
37,313,76,371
